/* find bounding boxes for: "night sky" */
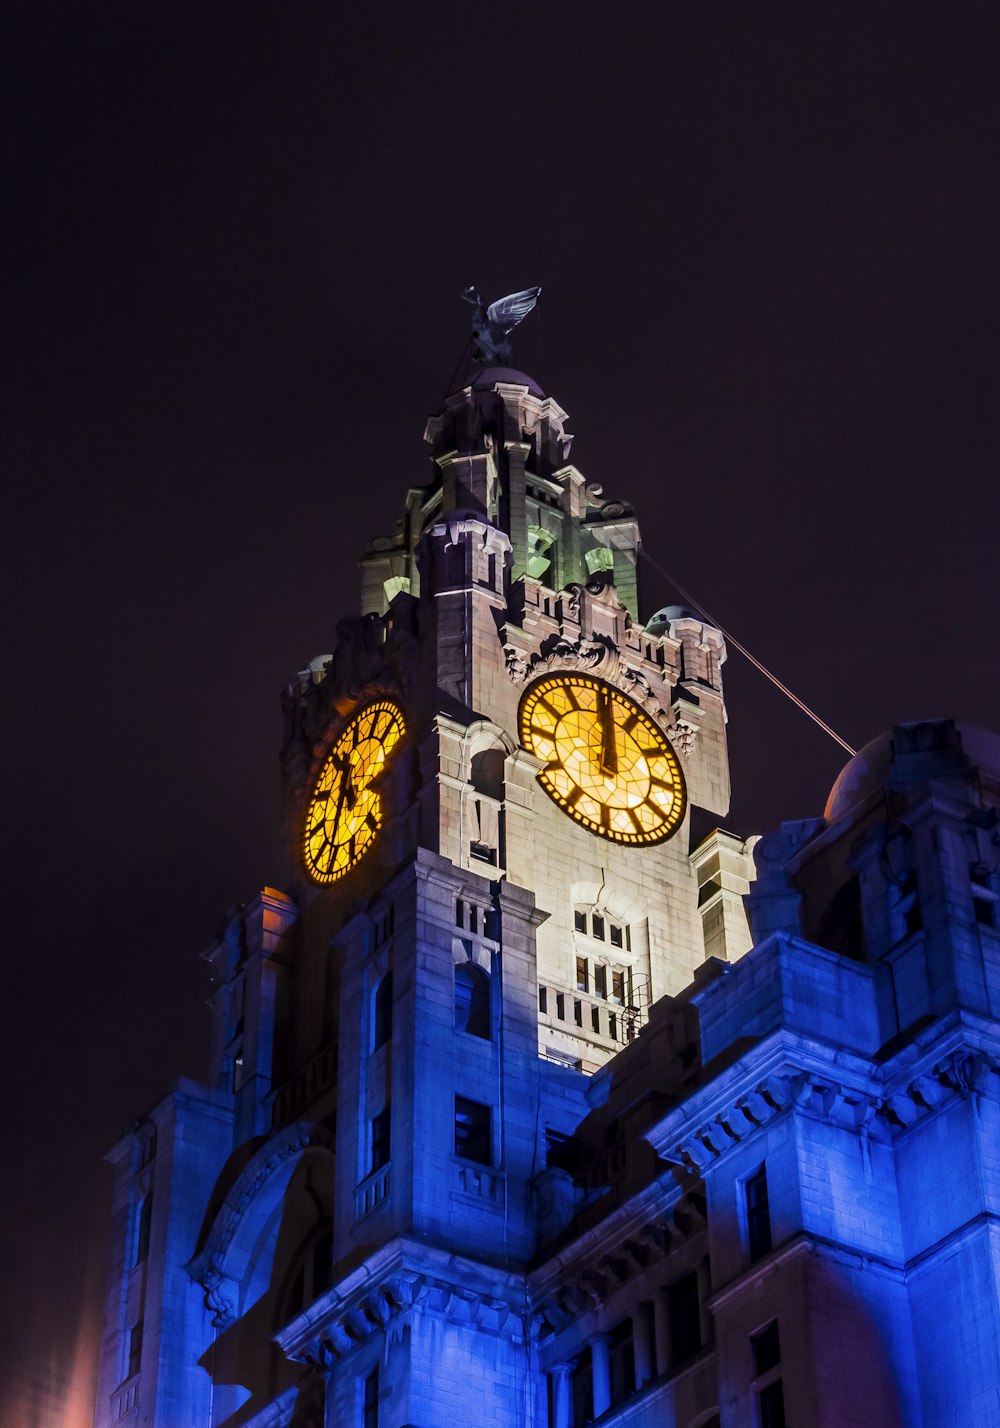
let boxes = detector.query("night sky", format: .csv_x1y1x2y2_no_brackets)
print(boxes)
5,4,1000,1422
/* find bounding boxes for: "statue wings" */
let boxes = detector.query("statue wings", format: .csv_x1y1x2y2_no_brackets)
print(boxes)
463,285,542,363
485,287,542,336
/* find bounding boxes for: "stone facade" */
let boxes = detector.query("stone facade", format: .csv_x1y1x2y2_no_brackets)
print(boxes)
93,367,999,1428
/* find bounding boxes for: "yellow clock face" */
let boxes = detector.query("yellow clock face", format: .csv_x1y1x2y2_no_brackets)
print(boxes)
518,674,686,845
303,700,405,884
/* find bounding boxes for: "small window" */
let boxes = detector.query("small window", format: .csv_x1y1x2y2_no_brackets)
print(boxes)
608,1012,617,1040
971,866,996,927
595,965,608,999
574,999,583,1027
745,1165,772,1262
455,962,490,1039
758,1381,786,1428
455,1095,491,1166
539,986,548,1014
574,909,587,933
610,923,623,948
576,956,589,992
363,1364,379,1428
372,972,393,1051
555,992,565,1021
312,1229,333,1299
455,898,464,928
371,1107,391,1172
470,906,479,935
611,970,625,1003
134,1196,152,1266
752,1321,781,1377
592,914,605,941
668,1271,701,1365
591,1005,600,1033
127,1320,143,1379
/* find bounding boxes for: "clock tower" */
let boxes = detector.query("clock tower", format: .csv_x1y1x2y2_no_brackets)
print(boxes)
94,357,756,1428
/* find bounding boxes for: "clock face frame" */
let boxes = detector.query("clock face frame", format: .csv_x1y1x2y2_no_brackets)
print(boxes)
518,673,687,846
302,699,406,885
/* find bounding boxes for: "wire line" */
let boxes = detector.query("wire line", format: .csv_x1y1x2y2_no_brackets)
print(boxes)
639,549,857,757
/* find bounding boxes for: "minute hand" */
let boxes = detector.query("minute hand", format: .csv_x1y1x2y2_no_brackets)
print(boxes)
597,689,619,776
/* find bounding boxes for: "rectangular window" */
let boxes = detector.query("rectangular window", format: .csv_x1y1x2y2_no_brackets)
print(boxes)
608,1012,617,1040
746,1165,773,1262
371,1107,391,1172
611,970,625,1003
538,986,548,1014
372,972,393,1051
758,1379,786,1428
574,999,583,1027
574,909,587,933
591,1005,601,1033
576,956,589,992
455,1095,492,1166
668,1271,701,1365
594,965,608,999
610,923,623,948
134,1196,152,1266
127,1320,143,1379
363,1364,379,1428
455,897,464,928
752,1321,781,1377
555,991,565,1020
609,1317,635,1405
592,914,605,941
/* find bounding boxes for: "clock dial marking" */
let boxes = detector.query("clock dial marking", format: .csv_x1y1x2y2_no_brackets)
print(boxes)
518,674,686,845
302,699,406,884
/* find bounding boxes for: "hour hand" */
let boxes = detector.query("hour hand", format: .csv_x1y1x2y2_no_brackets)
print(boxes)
597,689,618,776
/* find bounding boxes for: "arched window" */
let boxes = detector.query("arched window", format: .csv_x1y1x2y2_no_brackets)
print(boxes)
372,972,393,1051
455,962,490,1039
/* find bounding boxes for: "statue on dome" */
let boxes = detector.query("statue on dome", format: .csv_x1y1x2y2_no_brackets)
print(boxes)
461,285,541,363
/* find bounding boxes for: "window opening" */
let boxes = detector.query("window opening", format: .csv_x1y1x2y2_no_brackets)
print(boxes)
126,1320,143,1380
363,1364,379,1428
574,909,587,933
372,972,393,1051
134,1196,152,1266
455,962,490,1039
745,1165,772,1262
576,956,589,991
454,1095,492,1166
592,913,605,940
668,1271,701,1365
370,1107,391,1172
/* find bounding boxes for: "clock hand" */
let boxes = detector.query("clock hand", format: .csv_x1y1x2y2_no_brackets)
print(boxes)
597,688,618,777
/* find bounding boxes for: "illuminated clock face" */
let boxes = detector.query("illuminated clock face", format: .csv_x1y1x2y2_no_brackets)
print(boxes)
303,700,406,884
518,674,686,845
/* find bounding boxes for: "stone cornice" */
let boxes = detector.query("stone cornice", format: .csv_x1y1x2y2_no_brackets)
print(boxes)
275,1237,531,1366
644,1025,1000,1178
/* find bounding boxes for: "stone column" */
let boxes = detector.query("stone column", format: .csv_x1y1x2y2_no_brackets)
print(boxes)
653,1289,671,1379
549,1362,573,1428
633,1301,653,1388
590,1332,612,1417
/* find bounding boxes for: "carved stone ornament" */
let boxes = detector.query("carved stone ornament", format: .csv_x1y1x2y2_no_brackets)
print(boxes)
505,632,693,750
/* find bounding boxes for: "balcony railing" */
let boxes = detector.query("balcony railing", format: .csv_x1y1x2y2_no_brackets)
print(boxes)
355,1162,390,1219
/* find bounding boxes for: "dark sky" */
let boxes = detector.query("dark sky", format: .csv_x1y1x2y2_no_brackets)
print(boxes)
5,3,1000,1422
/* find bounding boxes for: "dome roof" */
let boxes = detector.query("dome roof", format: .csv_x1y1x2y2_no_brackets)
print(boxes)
824,720,1000,822
468,365,545,397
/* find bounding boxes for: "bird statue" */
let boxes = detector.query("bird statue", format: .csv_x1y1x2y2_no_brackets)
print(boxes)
461,285,542,364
